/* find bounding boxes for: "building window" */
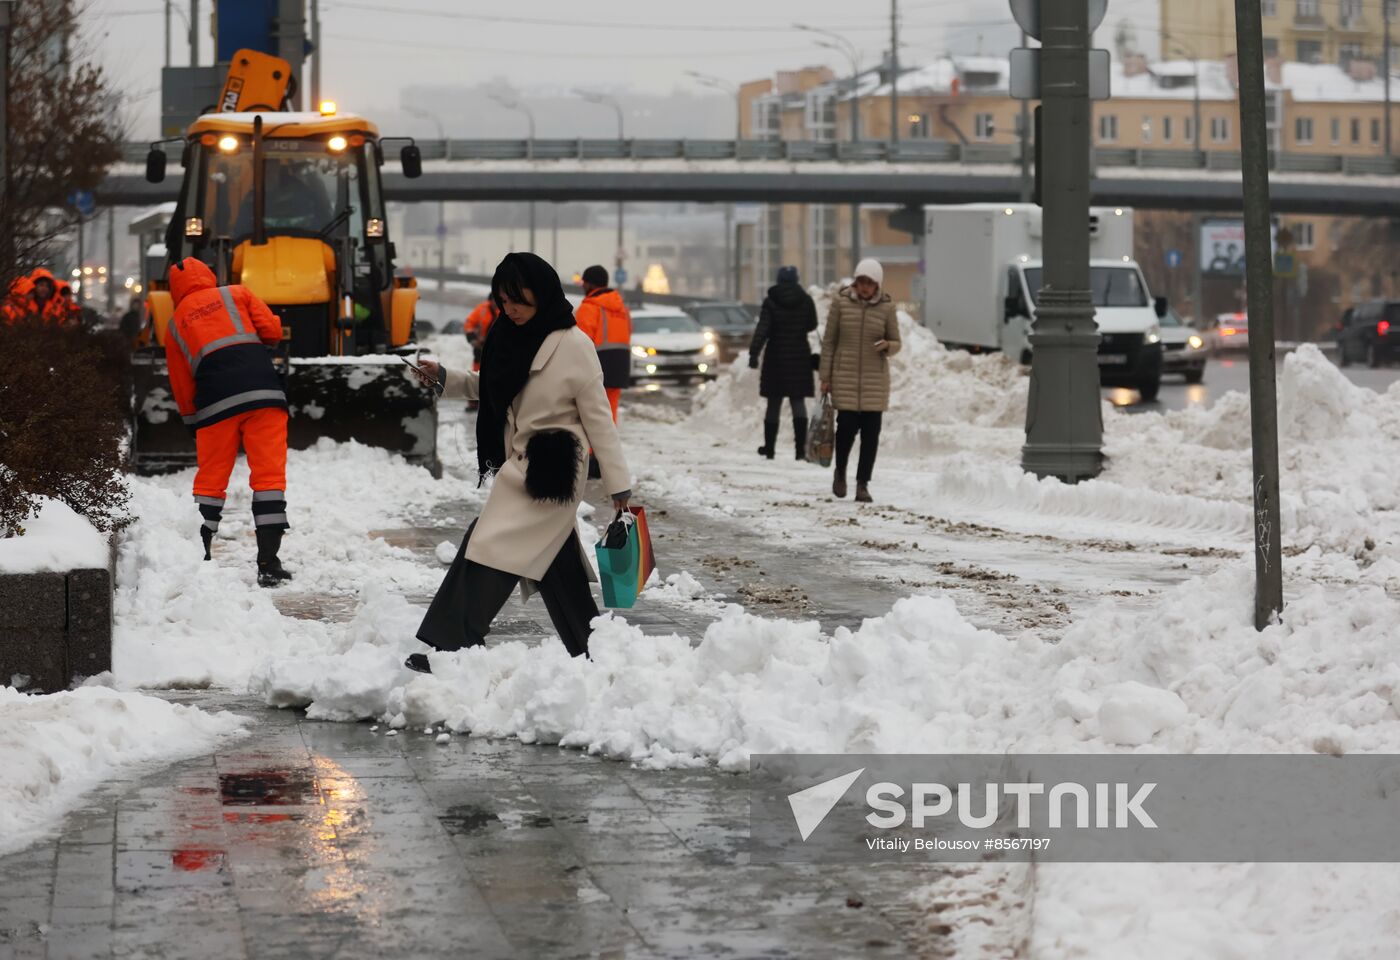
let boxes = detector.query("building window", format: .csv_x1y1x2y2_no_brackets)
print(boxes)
1353,117,1363,143
1390,0,1399,19
974,113,996,140
1295,117,1314,144
1340,43,1364,65
907,112,931,139
1263,37,1280,58
803,89,836,141
1297,39,1323,63
1098,114,1119,142
1210,116,1231,143
1296,0,1320,17
1293,222,1315,250
1374,117,1383,143
1184,116,1196,144
1331,116,1342,143
1140,116,1152,143
1262,0,1277,14
752,96,782,141
807,205,838,286
1340,0,1362,25
1163,116,1174,142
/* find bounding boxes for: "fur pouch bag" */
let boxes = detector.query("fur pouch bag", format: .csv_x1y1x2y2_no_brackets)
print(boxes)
524,430,583,504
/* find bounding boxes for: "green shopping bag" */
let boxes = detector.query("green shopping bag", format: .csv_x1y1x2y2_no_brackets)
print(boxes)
595,510,643,608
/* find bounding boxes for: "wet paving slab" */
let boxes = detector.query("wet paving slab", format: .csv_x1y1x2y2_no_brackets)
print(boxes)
0,692,996,959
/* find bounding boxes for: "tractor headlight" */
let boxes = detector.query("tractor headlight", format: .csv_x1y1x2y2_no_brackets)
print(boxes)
328,135,348,153
366,218,385,238
217,135,239,153
185,217,205,237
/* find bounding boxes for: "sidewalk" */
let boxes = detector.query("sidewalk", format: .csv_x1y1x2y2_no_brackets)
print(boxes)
0,481,1034,959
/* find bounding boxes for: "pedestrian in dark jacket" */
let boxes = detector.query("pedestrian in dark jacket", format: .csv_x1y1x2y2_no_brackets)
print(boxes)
749,265,817,460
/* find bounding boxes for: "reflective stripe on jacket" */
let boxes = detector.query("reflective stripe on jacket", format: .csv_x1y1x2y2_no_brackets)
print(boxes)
165,257,287,430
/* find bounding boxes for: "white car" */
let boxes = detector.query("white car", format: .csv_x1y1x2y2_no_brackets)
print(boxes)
628,308,719,383
1158,307,1210,383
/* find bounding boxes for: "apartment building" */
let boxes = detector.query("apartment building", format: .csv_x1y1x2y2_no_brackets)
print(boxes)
736,52,1400,332
1161,0,1400,67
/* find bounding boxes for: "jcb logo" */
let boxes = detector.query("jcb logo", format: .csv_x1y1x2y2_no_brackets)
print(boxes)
220,77,244,112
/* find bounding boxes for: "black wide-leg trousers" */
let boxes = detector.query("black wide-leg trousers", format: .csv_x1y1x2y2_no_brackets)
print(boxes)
416,520,598,658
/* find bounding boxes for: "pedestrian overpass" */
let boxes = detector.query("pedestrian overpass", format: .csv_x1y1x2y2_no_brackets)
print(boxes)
99,138,1400,216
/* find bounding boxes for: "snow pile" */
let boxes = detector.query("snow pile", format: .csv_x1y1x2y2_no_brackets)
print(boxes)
249,558,1400,762
116,440,472,689
0,685,245,856
0,497,110,574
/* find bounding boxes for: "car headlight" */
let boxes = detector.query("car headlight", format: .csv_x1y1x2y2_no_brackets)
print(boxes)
1145,324,1161,344
1188,334,1204,350
631,345,648,358
702,342,717,356
703,329,716,342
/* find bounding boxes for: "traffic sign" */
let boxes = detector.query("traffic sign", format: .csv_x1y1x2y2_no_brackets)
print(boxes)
1273,252,1296,278
614,267,628,286
1009,0,1108,42
1009,47,1112,100
1166,249,1182,269
67,190,95,217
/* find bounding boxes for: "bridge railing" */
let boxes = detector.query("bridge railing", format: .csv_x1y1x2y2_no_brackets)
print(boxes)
123,138,1400,176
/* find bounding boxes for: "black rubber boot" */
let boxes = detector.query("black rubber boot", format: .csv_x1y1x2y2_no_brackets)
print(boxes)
793,420,808,461
200,527,212,561
404,653,432,674
255,527,293,588
757,421,778,459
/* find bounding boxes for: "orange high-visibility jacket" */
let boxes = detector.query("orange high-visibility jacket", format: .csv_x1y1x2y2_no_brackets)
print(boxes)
164,257,286,430
2,276,34,324
463,300,498,341
574,287,632,389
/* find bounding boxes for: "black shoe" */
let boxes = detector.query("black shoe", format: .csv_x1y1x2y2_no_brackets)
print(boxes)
793,420,808,461
758,421,778,460
405,653,432,674
255,527,293,587
200,527,212,561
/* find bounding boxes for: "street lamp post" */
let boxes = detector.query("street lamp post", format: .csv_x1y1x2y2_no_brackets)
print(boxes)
688,71,742,299
575,88,627,279
405,107,449,293
489,92,536,253
796,24,864,266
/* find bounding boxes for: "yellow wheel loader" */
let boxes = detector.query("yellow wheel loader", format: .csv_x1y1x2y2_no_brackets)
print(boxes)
133,50,439,474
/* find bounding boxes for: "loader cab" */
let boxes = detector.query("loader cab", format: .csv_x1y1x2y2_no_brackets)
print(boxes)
164,112,407,356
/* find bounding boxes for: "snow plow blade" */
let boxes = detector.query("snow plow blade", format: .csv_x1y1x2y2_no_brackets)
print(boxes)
130,351,441,476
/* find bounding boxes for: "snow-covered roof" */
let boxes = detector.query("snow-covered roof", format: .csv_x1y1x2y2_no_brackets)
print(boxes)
1113,60,1238,101
1281,61,1397,103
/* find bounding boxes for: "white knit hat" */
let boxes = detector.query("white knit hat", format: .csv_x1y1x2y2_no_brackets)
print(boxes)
852,258,884,287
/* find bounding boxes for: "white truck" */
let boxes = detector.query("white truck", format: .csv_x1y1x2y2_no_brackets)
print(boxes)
922,203,1166,401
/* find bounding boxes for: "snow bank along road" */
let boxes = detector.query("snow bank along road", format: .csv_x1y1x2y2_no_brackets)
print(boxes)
9,311,1400,957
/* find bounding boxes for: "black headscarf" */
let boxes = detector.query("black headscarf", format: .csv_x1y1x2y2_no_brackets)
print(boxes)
475,252,576,482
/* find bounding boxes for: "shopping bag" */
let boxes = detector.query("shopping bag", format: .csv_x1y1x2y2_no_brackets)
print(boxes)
595,506,655,608
806,395,835,467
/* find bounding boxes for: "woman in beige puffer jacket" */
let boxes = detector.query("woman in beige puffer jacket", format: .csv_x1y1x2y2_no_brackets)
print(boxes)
818,258,901,503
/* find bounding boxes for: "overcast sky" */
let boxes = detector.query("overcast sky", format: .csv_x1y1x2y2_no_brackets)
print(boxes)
87,0,1158,138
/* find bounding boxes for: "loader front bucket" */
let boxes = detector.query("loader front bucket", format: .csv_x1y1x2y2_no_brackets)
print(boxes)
285,356,440,475
129,351,441,476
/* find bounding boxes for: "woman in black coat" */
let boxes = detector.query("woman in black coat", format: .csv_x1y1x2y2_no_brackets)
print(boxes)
748,265,818,460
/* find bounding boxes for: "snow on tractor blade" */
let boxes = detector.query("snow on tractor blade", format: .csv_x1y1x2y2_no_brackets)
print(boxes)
130,350,441,476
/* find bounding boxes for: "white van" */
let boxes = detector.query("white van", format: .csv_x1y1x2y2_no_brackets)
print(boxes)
923,204,1166,400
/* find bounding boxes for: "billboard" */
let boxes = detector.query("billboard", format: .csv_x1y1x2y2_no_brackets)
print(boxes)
1199,219,1278,276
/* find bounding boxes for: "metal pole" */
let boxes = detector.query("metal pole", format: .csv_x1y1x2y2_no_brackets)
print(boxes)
552,204,558,264
724,204,734,298
525,109,536,253
0,0,9,276
1193,55,1202,157
1386,0,1392,157
76,217,84,298
189,0,198,67
613,101,624,275
1192,211,1204,326
437,198,445,294
849,60,861,265
164,0,171,67
1020,0,1103,482
1019,27,1031,201
106,208,115,314
311,0,321,106
1234,0,1284,629
889,0,899,144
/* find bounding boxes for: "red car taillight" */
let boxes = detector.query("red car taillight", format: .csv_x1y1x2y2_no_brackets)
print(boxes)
1379,320,1391,337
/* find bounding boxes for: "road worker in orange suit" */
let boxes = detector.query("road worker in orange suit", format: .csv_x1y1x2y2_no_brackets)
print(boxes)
462,298,498,373
573,265,631,423
164,257,293,587
28,268,60,321
2,275,34,323
53,280,81,325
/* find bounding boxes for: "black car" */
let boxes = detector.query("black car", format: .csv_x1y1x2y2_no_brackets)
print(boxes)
1337,300,1400,367
682,301,754,364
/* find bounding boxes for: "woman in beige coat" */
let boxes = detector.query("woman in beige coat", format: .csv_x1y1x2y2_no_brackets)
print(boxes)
819,258,901,503
406,253,631,671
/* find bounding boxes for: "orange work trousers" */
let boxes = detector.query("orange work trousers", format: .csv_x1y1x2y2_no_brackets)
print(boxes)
605,387,621,423
193,407,288,499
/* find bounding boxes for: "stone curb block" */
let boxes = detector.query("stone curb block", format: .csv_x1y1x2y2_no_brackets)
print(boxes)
0,538,115,694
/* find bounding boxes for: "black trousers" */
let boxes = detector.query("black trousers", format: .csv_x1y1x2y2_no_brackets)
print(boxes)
764,395,808,427
416,520,598,658
834,410,883,484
